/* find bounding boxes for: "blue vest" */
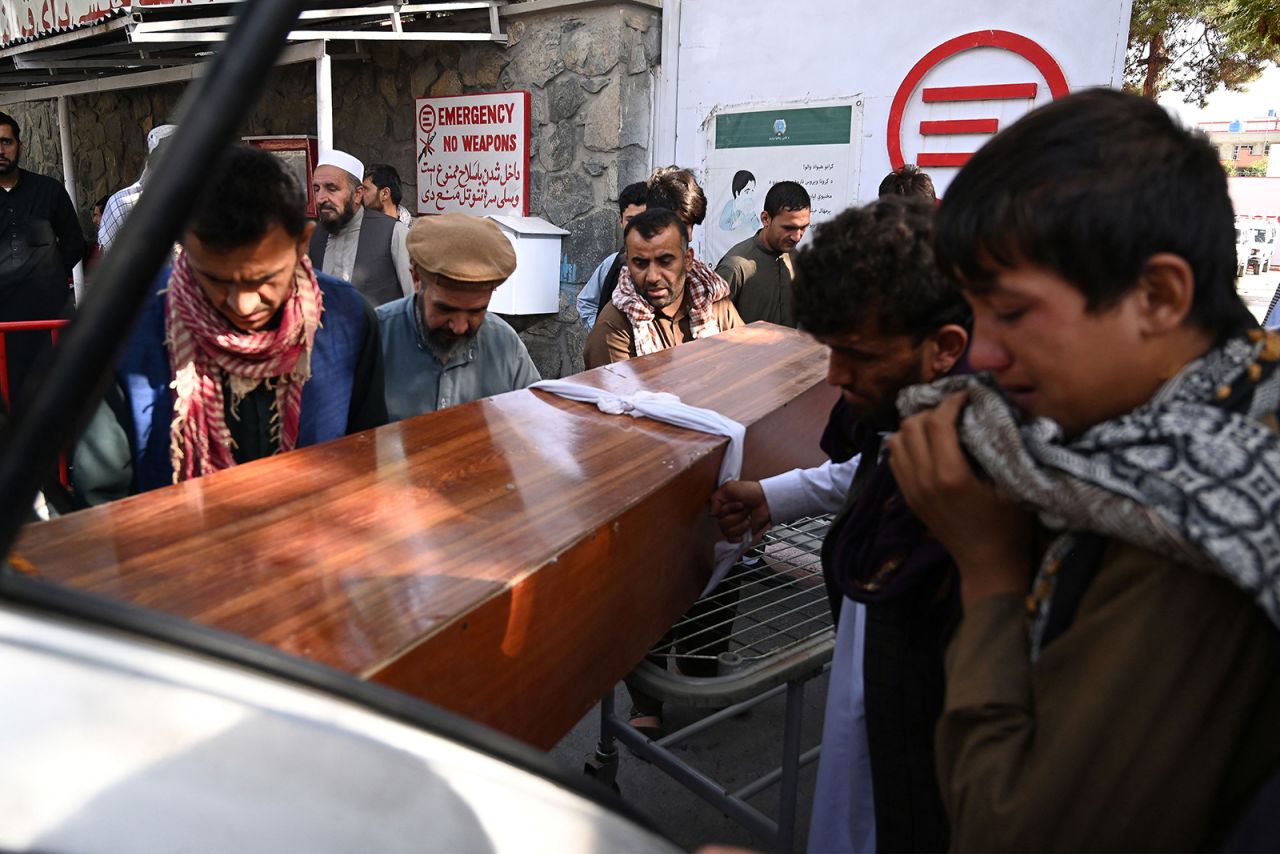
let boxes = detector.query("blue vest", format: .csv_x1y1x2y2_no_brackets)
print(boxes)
120,269,368,493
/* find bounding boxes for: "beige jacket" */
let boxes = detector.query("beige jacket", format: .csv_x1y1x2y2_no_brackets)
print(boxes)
583,294,742,369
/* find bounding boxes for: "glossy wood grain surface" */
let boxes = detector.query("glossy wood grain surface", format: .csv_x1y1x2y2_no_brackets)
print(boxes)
15,322,837,746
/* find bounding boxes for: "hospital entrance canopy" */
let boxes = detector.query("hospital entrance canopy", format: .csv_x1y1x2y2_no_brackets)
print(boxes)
0,0,509,105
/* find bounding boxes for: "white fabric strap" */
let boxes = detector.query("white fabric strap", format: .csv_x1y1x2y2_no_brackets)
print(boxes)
532,379,750,594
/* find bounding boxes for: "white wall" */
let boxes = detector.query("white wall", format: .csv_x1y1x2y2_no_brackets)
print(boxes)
663,0,1132,257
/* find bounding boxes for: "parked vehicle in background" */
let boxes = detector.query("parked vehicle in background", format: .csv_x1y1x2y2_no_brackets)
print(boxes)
1238,219,1277,275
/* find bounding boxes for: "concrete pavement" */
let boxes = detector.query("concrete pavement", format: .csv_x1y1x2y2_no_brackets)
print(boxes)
1238,268,1280,324
550,679,826,852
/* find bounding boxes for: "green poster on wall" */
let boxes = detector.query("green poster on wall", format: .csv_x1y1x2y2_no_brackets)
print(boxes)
704,102,861,265
714,106,853,149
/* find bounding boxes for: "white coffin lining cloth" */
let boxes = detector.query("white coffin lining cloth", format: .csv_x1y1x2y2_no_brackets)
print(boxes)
531,379,750,595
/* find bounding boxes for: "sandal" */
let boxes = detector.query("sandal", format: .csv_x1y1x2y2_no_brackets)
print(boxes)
627,709,663,740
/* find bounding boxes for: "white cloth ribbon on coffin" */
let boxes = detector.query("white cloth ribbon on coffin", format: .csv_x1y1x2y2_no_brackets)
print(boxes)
531,379,751,595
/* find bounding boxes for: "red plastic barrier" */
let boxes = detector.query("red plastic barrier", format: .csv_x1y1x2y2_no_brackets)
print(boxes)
0,319,71,487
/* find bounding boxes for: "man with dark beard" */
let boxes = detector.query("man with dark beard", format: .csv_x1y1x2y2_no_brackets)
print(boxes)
308,149,412,307
376,212,539,420
713,196,970,853
583,206,741,368
0,110,85,410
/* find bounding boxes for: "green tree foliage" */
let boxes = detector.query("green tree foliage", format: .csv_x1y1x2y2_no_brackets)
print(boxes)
1238,158,1270,176
1126,0,1280,104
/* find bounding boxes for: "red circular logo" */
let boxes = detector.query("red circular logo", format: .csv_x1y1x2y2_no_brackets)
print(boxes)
887,30,1070,171
419,104,436,134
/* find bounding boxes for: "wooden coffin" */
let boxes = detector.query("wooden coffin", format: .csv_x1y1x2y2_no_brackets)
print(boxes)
13,322,837,748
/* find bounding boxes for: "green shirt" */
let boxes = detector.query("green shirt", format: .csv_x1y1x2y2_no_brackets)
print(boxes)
715,230,796,327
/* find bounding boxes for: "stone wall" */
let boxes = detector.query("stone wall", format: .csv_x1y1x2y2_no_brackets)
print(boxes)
437,5,661,377
4,99,59,186
5,2,661,379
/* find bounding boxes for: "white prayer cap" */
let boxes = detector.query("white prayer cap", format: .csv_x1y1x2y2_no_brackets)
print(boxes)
316,148,365,181
146,124,177,152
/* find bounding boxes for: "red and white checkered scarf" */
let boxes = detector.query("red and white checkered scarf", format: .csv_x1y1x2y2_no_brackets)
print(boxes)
164,250,323,483
611,258,729,357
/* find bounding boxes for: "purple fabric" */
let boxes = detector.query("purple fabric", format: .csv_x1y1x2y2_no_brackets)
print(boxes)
829,453,953,605
828,354,972,605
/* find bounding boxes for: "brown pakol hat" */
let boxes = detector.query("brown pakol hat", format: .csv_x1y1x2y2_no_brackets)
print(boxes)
406,213,517,284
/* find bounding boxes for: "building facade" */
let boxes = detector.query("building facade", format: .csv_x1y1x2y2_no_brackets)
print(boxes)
2,0,662,379
1200,116,1280,175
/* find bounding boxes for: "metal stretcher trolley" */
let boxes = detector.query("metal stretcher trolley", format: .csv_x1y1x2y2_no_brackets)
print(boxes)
587,515,836,852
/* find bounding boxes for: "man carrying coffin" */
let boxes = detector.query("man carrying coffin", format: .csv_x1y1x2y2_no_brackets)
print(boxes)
583,207,741,368
713,195,971,852
73,146,386,505
377,213,539,420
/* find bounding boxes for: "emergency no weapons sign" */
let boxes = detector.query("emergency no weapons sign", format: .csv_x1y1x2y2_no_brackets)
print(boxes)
415,90,531,216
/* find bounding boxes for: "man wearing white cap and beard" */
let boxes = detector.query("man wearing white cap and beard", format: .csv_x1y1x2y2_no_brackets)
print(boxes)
97,122,178,252
308,148,413,307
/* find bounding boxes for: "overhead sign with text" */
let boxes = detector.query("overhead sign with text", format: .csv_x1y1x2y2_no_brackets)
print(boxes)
703,103,861,265
3,0,116,43
415,91,530,216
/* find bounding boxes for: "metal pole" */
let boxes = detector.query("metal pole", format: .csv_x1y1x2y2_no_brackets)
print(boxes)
316,45,333,151
0,0,306,556
729,744,821,802
608,717,778,842
55,95,82,301
776,679,806,852
656,682,787,748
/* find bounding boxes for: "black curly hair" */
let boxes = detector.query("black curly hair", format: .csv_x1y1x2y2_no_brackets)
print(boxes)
764,181,811,217
619,180,648,214
624,207,689,248
792,195,969,339
363,163,403,206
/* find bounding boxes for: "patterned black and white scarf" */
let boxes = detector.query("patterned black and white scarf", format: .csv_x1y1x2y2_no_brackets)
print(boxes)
897,330,1280,658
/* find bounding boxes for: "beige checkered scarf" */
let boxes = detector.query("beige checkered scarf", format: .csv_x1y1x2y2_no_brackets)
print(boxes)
611,258,729,357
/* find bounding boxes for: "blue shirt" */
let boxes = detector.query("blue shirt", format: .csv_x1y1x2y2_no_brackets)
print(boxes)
377,293,541,421
575,252,618,333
